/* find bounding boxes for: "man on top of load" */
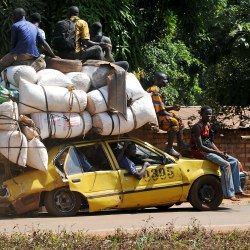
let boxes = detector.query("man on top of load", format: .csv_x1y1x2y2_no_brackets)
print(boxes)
52,6,110,62
0,8,57,72
147,72,189,159
90,21,129,71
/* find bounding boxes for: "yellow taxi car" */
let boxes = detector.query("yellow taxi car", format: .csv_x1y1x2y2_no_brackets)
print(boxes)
0,136,223,217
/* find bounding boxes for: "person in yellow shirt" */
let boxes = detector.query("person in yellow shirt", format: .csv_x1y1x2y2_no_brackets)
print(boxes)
54,6,110,61
147,72,188,158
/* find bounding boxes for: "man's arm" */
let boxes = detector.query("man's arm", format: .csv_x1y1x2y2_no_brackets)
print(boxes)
116,141,131,163
82,39,111,49
165,104,181,112
41,40,57,58
101,36,114,62
133,162,150,179
157,110,175,117
126,161,150,180
192,125,226,158
37,30,57,58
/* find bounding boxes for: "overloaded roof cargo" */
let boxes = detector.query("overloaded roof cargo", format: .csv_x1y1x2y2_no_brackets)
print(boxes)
0,59,158,173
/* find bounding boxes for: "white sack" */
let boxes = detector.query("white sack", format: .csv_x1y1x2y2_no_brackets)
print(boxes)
86,87,108,115
27,138,48,172
130,93,158,128
66,72,91,92
92,109,134,135
31,111,92,139
1,65,37,87
87,72,147,115
37,69,72,87
19,79,87,114
0,130,27,166
92,94,158,135
125,73,146,101
81,64,111,89
0,101,18,131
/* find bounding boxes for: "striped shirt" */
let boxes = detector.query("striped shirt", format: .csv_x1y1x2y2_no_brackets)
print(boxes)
147,85,166,113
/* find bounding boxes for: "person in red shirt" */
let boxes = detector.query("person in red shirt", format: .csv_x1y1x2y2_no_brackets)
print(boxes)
191,105,250,201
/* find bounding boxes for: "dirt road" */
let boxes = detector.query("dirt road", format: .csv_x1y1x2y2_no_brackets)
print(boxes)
1,199,250,235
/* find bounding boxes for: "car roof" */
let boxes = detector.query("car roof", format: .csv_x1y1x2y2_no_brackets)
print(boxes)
44,135,139,149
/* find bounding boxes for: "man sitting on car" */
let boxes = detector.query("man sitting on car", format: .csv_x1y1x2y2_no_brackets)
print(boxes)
190,105,250,201
116,141,150,179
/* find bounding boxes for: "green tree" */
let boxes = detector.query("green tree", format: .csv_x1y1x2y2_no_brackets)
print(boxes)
200,0,250,107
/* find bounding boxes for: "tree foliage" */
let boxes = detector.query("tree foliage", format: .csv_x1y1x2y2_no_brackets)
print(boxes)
0,0,249,108
199,0,250,106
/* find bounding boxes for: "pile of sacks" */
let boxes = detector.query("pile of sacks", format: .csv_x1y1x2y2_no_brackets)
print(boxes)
0,61,158,172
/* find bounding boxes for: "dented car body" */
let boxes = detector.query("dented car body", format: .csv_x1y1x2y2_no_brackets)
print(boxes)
0,137,226,216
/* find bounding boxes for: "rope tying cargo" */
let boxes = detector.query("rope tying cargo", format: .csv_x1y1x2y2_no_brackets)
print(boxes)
67,86,83,113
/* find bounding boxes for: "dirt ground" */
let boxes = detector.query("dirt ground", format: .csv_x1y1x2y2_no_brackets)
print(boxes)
221,194,250,205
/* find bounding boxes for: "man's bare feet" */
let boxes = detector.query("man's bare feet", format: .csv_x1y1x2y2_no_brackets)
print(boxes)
151,126,168,134
229,196,240,201
236,192,250,198
165,148,181,159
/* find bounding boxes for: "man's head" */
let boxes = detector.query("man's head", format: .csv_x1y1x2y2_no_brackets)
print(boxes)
153,71,168,87
125,142,136,157
29,12,41,26
200,105,212,123
13,8,25,22
90,22,102,38
68,6,79,17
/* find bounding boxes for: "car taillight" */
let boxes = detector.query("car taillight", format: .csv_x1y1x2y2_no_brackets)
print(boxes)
0,186,9,197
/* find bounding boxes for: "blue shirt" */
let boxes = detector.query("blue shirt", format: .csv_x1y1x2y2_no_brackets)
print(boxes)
119,156,137,175
10,18,44,57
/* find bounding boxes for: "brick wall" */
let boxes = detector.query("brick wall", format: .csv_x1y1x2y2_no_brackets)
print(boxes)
129,126,250,191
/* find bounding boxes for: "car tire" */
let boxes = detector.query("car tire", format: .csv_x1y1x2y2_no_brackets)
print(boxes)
44,188,82,217
189,175,223,211
156,204,173,210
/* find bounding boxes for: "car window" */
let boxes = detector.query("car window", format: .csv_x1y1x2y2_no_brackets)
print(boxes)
109,141,164,166
64,148,83,176
54,147,70,174
75,143,112,171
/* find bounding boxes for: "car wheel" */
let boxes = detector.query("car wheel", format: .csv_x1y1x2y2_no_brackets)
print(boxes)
156,204,174,210
44,188,82,217
189,175,223,211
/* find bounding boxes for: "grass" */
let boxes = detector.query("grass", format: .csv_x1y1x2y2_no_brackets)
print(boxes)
0,221,249,250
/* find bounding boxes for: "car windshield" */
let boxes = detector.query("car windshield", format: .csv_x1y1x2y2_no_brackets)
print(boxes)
109,140,172,166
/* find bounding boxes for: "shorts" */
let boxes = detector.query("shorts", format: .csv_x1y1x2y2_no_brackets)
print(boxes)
158,111,184,132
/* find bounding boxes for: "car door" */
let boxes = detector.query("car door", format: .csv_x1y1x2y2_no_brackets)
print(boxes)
63,142,122,212
107,140,184,208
